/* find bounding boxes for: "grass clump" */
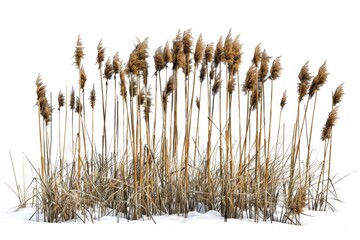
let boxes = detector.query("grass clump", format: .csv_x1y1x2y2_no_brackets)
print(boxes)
12,30,344,225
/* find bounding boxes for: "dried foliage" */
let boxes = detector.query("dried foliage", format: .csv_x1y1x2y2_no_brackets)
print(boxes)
25,31,343,225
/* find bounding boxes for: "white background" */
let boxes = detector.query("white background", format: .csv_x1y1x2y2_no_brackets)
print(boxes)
0,0,359,233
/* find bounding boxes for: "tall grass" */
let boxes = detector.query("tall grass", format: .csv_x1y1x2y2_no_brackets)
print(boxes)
21,30,344,224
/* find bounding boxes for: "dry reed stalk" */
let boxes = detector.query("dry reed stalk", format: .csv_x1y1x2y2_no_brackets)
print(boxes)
264,56,282,220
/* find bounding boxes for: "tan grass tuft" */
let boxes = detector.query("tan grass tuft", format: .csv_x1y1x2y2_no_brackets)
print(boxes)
212,73,222,95
74,35,84,69
280,90,287,109
199,60,207,83
113,52,121,74
36,74,46,100
194,33,205,67
172,31,185,70
224,29,234,66
332,83,344,106
69,87,75,110
196,96,200,109
259,49,270,82
242,64,257,93
80,65,87,90
96,39,105,69
129,77,138,98
163,40,172,66
297,61,312,102
270,56,282,80
232,35,242,74
321,107,338,141
58,90,65,110
205,43,214,63
209,63,215,81
89,84,96,108
214,36,224,67
154,47,165,73
104,57,114,80
120,69,127,98
252,43,261,67
309,61,328,98
75,97,82,115
183,29,193,56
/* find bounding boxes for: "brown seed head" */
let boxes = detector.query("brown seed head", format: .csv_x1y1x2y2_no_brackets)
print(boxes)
309,61,328,98
259,49,270,82
270,56,282,80
143,88,152,122
224,30,234,67
227,76,235,94
332,83,344,106
41,97,52,125
214,36,224,67
69,87,75,110
129,77,138,98
182,29,193,56
138,87,146,105
232,35,242,74
74,35,84,69
80,65,87,90
252,43,261,67
298,61,311,83
120,69,127,98
89,84,96,108
199,60,207,83
104,57,114,80
321,107,338,141
113,52,121,74
58,90,65,110
75,97,82,114
163,40,172,66
242,65,257,93
194,33,204,67
205,43,214,64
280,90,287,109
196,96,200,109
35,74,46,100
212,73,222,96
172,31,185,70
154,47,165,73
209,63,215,81
96,39,105,69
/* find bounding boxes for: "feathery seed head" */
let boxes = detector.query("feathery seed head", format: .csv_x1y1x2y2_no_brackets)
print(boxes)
212,73,222,95
75,97,82,114
80,65,87,90
332,83,344,106
321,107,338,141
224,29,234,67
205,43,214,64
74,35,84,69
183,29,193,56
242,65,257,93
270,56,282,80
194,33,204,67
58,90,65,110
252,43,262,67
69,87,75,110
154,46,165,73
96,39,105,69
232,35,242,74
163,40,172,66
259,49,270,82
89,84,96,108
104,57,114,80
214,37,224,67
309,61,328,98
280,90,287,109
113,52,121,74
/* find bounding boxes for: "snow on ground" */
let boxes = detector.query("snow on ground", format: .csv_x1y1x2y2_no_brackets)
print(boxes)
0,184,358,240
